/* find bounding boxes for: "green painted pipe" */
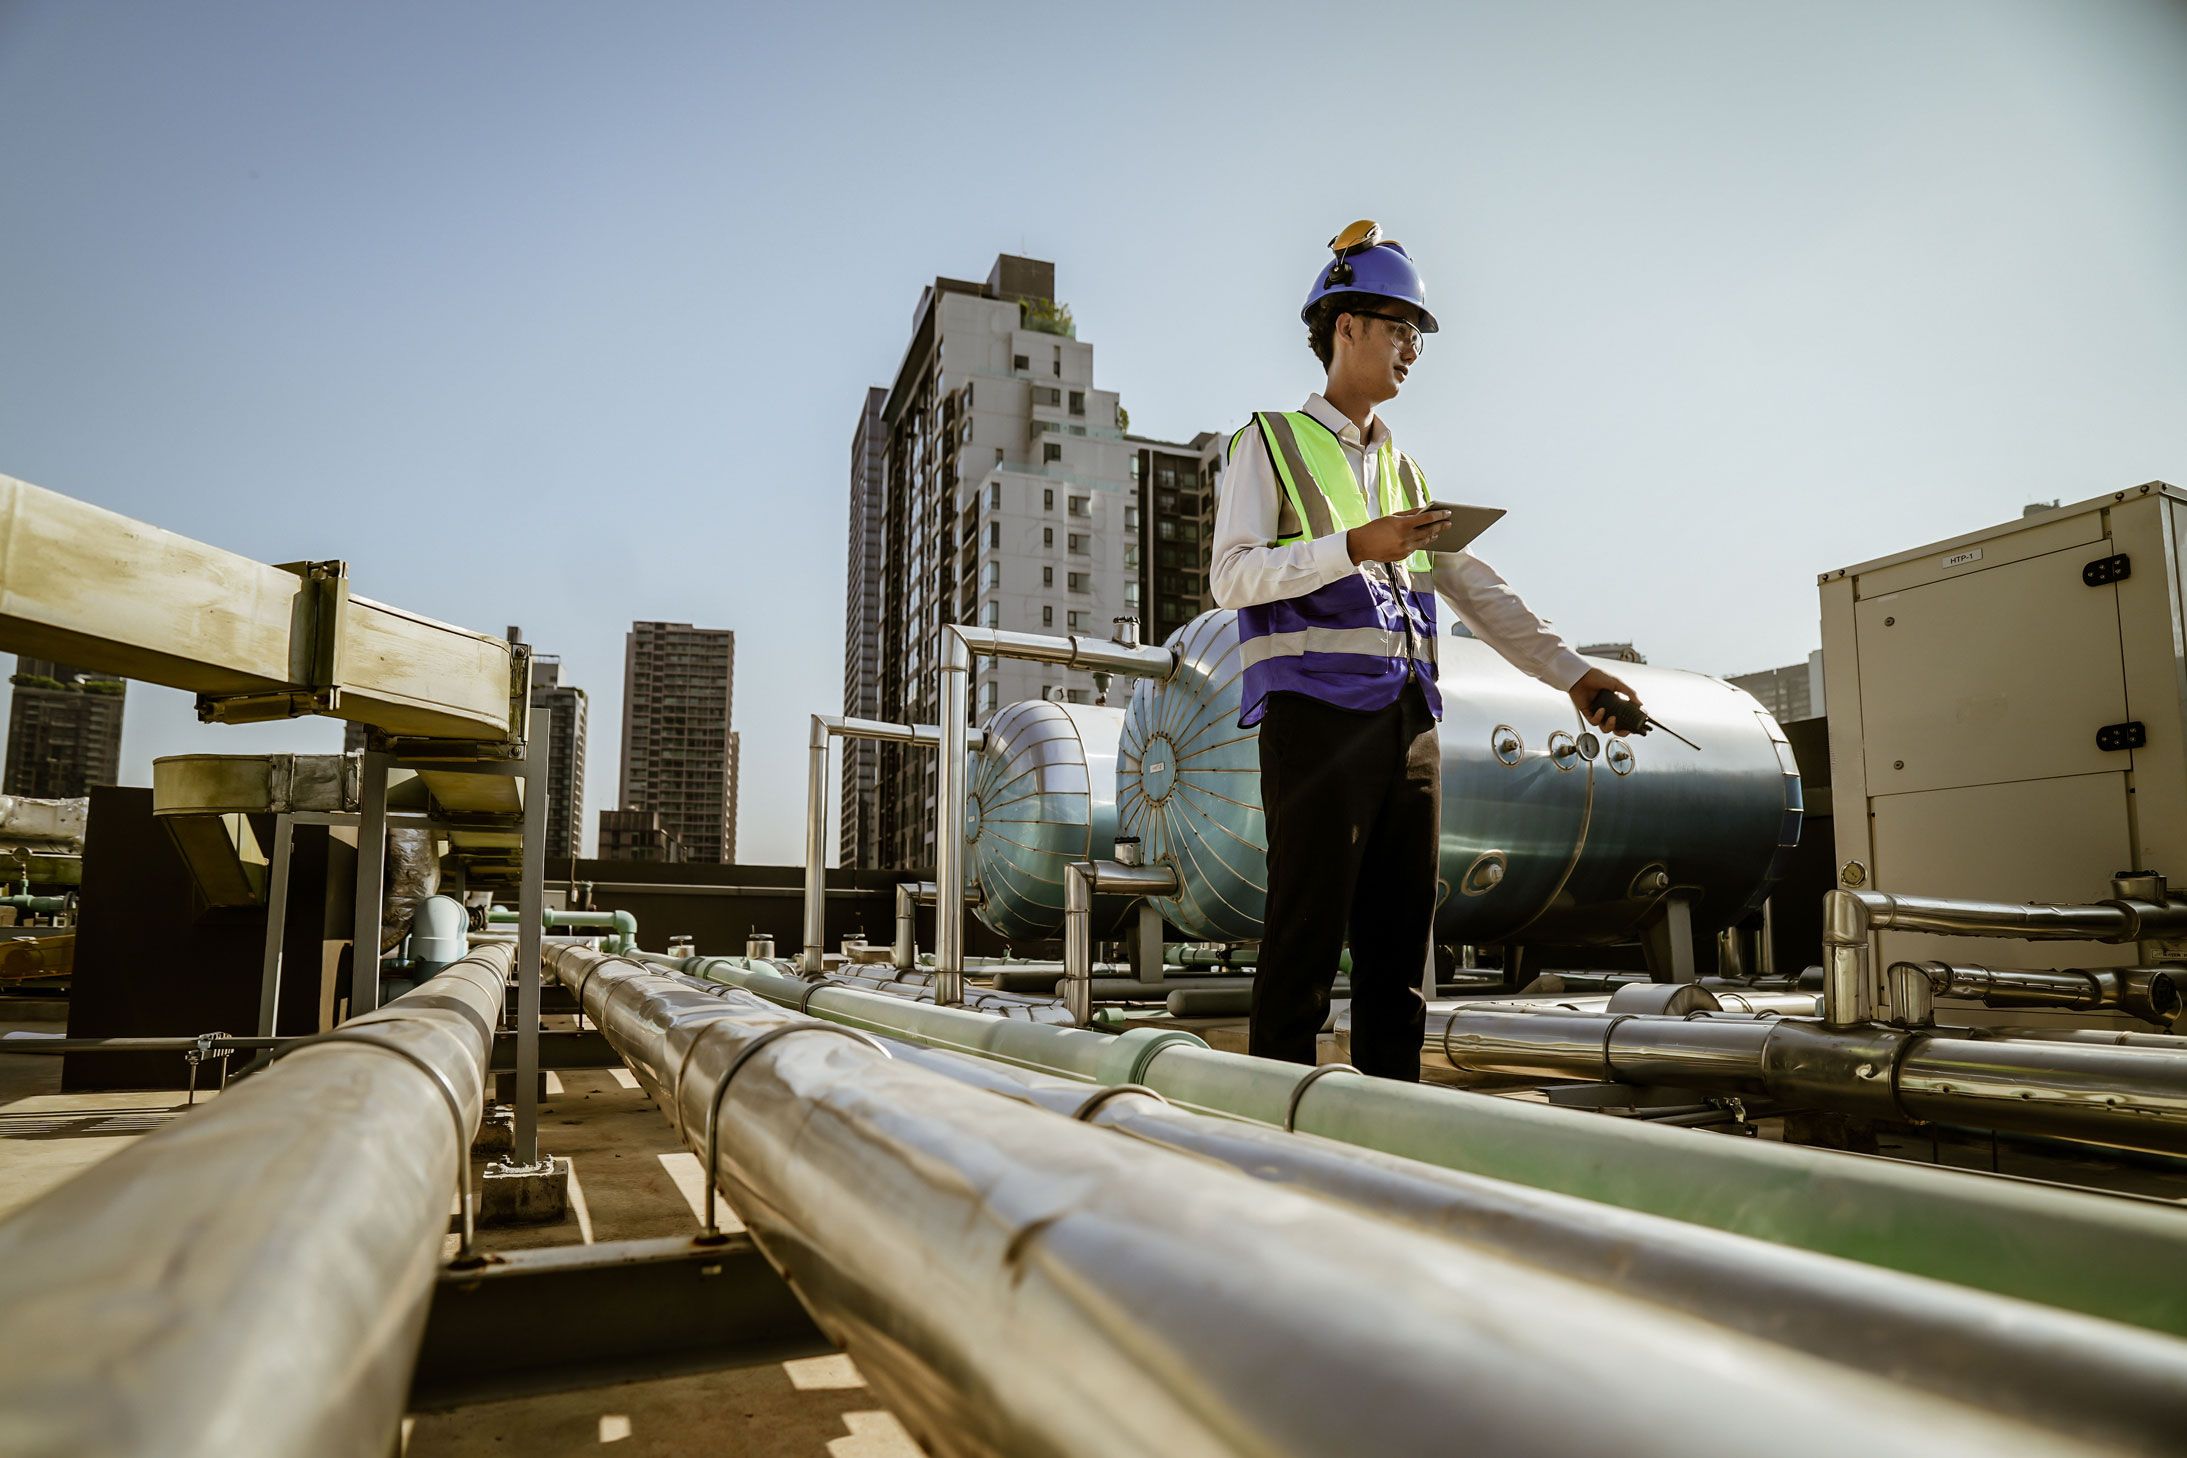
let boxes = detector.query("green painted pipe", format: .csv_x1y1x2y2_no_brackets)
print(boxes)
0,895,68,915
487,905,637,954
661,951,2187,1339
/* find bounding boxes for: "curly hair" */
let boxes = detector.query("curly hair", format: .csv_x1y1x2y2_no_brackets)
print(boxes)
1305,293,1397,368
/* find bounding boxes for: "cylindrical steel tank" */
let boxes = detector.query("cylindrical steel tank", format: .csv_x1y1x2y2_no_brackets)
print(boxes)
1117,610,1801,946
965,700,1126,940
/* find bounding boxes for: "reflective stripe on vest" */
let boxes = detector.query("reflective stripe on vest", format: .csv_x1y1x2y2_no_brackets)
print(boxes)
1233,411,1442,727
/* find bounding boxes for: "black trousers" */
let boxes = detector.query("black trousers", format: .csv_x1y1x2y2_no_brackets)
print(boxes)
1252,680,1440,1080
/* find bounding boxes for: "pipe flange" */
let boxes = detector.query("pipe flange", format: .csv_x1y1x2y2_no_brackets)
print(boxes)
1070,1083,1165,1122
1284,1062,1359,1132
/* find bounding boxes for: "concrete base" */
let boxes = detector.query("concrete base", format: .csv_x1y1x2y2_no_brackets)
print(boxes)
470,1105,515,1159
479,1155,571,1225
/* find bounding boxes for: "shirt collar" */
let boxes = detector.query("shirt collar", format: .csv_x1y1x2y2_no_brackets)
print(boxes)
1302,393,1391,452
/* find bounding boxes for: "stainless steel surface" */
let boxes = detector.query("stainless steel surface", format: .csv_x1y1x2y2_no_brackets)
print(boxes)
935,631,970,1006
553,946,2088,1458
965,700,1125,939
1429,1006,2187,1155
946,625,1178,679
1894,960,2183,1025
1063,860,1179,1024
513,723,548,1165
257,816,294,1036
1118,609,1800,947
0,941,511,1458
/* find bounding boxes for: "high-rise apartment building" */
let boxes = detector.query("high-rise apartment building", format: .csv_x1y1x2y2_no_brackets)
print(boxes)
1128,433,1223,647
529,653,588,859
1730,650,1826,724
3,657,125,798
618,621,736,865
840,386,888,869
597,807,686,863
844,254,1224,870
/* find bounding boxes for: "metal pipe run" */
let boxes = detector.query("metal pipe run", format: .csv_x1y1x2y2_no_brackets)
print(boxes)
848,1017,2187,1454
1822,883,2187,1026
935,625,1176,1010
889,879,984,972
804,714,982,979
1429,1006,2187,1156
0,940,512,1458
1064,860,1181,1025
554,947,2093,1458
488,905,637,953
666,952,2187,1338
1891,960,2182,1026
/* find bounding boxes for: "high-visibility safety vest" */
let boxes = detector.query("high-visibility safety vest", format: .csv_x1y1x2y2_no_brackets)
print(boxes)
1234,410,1442,727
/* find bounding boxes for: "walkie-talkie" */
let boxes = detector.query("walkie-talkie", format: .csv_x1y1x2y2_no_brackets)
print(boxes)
1588,690,1700,751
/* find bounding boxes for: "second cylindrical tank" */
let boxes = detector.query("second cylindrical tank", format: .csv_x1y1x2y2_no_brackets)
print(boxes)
965,699,1126,940
1116,610,1801,947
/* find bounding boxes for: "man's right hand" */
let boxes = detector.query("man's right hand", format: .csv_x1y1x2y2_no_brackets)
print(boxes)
1347,507,1452,564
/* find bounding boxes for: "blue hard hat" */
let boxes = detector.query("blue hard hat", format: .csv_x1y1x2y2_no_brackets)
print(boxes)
1301,221,1439,332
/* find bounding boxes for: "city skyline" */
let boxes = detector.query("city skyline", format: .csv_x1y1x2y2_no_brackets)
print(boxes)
3,3,2183,863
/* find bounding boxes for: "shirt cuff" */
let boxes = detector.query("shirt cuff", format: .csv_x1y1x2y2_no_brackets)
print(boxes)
1544,648,1591,692
1307,531,1356,585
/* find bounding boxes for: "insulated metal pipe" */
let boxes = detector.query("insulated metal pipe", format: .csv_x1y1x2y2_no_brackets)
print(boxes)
0,940,513,1458
666,951,2187,1338
802,715,980,977
1892,960,2182,1026
1064,860,1181,1025
1429,1007,2187,1154
1822,885,2187,1025
893,880,925,971
853,1021,2187,1455
555,947,2097,1458
936,626,1175,1011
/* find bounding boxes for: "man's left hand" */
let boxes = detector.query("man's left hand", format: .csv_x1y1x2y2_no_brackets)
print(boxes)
1569,667,1641,735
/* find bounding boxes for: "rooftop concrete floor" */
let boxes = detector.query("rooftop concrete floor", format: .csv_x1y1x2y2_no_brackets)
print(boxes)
0,999,919,1458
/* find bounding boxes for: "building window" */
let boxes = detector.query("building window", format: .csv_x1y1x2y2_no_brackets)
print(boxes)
1042,566,1054,586
1043,488,1054,510
1158,519,1176,541
1052,356,1061,377
988,522,1000,548
1123,545,1139,569
1067,533,1085,554
988,481,1000,509
1043,443,1062,464
1036,386,1061,406
983,601,999,627
1067,610,1089,631
1043,527,1054,548
1068,390,1084,415
1067,496,1087,516
1068,572,1088,592
1013,354,1029,372
982,561,1000,589
1124,582,1141,605
1042,605,1054,627
964,382,974,407
1125,505,1140,530
977,681,998,713
995,447,1005,464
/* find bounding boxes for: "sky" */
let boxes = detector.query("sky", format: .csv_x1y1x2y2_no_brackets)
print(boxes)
2,0,2184,864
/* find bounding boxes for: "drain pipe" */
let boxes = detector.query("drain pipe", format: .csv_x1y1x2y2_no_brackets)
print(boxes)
1064,859,1181,1025
0,941,513,1458
935,622,1175,1009
802,715,984,977
1822,877,2187,1025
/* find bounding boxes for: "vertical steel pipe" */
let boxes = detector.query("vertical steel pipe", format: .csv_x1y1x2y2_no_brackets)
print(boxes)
802,715,830,972
934,633,971,1007
1063,860,1179,1026
0,941,513,1458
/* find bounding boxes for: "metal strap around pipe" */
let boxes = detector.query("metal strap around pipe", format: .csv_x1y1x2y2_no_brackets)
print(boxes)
698,1023,890,1238
1284,1063,1359,1132
1069,1082,1165,1122
263,1027,483,1261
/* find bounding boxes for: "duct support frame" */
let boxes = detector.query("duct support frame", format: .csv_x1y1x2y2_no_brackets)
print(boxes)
0,941,514,1458
1822,880,2187,1026
802,715,984,979
935,625,1176,1007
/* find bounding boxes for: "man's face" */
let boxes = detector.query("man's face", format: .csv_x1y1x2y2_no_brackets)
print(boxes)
1338,301,1425,401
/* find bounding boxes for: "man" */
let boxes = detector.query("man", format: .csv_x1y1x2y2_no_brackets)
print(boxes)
1210,220,1639,1080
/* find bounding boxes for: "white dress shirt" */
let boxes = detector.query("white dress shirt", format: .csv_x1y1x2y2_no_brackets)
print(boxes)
1209,394,1590,692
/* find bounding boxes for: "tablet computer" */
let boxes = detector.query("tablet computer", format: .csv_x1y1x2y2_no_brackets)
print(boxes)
1424,502,1506,555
